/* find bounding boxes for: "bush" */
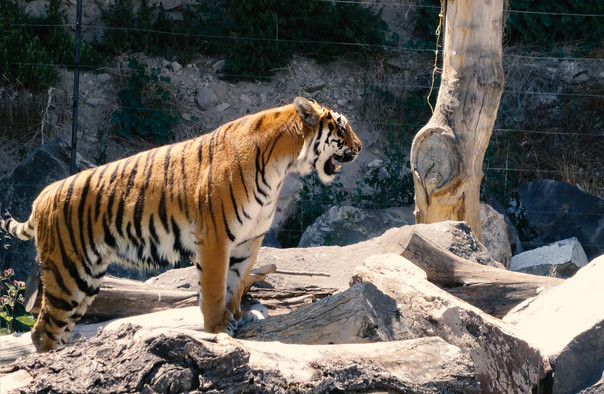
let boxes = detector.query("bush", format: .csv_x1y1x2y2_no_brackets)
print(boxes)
110,58,178,144
221,0,387,78
0,0,102,91
98,0,387,78
506,0,604,53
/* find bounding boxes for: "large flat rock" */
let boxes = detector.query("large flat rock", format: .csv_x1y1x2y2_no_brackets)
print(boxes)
504,254,604,394
353,253,550,393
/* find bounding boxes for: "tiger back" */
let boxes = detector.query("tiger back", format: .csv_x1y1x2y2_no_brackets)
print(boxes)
0,97,362,352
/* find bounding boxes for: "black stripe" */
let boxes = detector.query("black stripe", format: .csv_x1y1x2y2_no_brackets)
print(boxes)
57,231,99,297
312,119,324,156
255,146,270,195
222,204,235,242
126,222,139,247
134,188,146,240
229,184,243,224
149,214,159,243
45,292,76,312
170,216,189,256
45,261,72,297
229,268,241,280
74,175,96,255
103,216,117,248
207,132,218,234
134,150,157,238
116,199,125,237
254,192,264,206
229,256,247,266
180,143,190,218
125,157,140,198
70,312,83,320
49,315,68,328
255,117,263,130
62,174,78,225
236,232,266,247
43,328,58,342
94,183,105,222
233,146,249,199
158,194,169,232
264,133,283,170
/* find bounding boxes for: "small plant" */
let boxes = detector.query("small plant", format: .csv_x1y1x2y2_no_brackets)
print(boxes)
0,268,36,334
110,58,179,144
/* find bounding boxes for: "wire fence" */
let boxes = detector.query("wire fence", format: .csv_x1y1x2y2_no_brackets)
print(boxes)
1,1,603,252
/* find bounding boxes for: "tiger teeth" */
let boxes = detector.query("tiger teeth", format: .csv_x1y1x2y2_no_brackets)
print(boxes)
335,165,342,172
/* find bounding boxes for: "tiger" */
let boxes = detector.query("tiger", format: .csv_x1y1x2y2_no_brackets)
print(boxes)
0,97,362,352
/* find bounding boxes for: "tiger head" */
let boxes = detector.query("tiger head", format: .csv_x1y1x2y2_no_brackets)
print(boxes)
294,97,362,183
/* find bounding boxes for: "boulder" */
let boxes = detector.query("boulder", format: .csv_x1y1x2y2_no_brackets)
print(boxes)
510,237,589,278
518,179,604,260
480,202,512,267
297,204,414,247
486,197,524,255
412,221,504,268
351,254,550,393
504,254,604,394
0,139,94,281
194,86,214,110
297,202,510,267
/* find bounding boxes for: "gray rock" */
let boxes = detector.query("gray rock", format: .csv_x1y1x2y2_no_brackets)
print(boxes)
480,202,512,268
413,221,504,268
170,61,182,73
96,73,111,83
194,86,214,110
486,197,524,255
216,102,230,112
504,255,604,394
161,0,182,11
518,179,604,260
297,204,414,247
353,253,550,393
212,59,225,73
239,93,252,105
510,237,588,278
0,139,94,281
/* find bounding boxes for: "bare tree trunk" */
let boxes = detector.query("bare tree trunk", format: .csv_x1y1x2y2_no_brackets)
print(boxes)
410,0,504,241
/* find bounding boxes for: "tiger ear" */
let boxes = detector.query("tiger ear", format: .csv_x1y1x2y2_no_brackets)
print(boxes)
294,97,322,127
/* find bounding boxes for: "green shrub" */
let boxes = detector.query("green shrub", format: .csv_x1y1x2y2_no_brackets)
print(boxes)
506,0,604,53
110,58,178,144
0,0,102,91
98,0,387,78
222,0,387,78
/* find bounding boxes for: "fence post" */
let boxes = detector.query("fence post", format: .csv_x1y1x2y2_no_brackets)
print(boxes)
70,0,83,175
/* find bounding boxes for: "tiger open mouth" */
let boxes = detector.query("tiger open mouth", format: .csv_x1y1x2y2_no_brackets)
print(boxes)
324,156,342,176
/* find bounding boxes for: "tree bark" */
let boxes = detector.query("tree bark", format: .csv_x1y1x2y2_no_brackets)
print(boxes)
410,0,504,241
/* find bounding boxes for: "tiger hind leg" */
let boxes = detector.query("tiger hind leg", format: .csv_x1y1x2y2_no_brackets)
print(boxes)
31,258,102,352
